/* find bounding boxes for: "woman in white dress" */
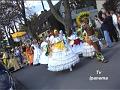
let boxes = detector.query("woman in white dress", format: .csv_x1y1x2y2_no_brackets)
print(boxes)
31,40,41,65
39,40,49,65
77,27,95,57
48,30,80,72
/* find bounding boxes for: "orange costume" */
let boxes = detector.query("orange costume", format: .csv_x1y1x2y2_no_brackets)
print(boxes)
26,47,34,65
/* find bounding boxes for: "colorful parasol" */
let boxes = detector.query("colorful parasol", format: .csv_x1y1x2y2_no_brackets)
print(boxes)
11,31,26,38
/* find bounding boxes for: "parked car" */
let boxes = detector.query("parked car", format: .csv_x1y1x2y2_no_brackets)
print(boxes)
0,62,16,90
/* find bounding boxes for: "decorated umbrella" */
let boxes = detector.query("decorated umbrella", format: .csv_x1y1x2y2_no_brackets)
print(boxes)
11,31,26,39
10,32,26,44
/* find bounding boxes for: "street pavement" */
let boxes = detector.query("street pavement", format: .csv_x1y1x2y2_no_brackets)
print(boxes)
13,41,120,90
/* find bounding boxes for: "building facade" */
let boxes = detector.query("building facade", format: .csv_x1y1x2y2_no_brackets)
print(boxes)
96,0,106,11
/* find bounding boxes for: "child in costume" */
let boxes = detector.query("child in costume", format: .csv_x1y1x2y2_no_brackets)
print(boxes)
47,30,80,72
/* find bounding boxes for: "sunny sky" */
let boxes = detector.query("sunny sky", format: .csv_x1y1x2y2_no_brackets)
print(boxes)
25,0,59,16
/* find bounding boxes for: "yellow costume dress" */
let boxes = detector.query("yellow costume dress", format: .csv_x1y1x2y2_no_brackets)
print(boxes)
48,36,80,72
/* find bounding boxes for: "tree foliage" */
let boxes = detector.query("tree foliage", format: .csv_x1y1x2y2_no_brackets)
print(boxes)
19,13,39,38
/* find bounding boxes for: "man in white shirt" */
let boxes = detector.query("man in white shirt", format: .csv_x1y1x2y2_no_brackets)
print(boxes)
110,11,120,38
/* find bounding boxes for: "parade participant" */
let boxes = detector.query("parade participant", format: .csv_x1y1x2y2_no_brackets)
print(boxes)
76,26,95,57
76,12,95,57
2,49,9,68
39,39,49,65
48,30,55,44
47,29,79,72
80,17,108,63
76,27,84,41
31,39,41,66
8,54,20,71
26,44,33,65
21,44,28,65
59,30,69,48
14,47,24,67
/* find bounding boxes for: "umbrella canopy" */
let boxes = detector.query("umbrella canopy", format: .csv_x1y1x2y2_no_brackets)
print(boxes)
11,31,26,38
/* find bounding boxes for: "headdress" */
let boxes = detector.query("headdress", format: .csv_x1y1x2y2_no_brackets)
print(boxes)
76,12,90,27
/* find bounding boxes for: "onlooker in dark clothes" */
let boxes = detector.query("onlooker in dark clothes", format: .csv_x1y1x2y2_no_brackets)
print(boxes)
101,13,112,47
106,12,118,42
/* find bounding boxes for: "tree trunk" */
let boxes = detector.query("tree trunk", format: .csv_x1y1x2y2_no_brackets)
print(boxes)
47,0,72,36
21,0,27,26
63,0,72,36
46,0,65,26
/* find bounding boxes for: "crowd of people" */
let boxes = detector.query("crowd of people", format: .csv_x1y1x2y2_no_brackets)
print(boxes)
95,10,120,47
1,9,120,72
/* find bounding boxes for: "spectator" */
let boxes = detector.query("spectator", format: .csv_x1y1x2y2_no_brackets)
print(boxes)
117,12,120,30
101,13,112,47
110,11,120,38
106,11,118,42
94,15,104,39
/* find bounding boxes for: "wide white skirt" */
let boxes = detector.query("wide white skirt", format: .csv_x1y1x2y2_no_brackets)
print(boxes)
48,50,80,72
70,43,84,54
39,51,49,65
82,43,95,57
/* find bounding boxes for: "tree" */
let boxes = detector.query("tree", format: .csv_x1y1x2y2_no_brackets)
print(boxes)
15,0,29,32
46,0,72,35
19,13,39,39
0,0,23,46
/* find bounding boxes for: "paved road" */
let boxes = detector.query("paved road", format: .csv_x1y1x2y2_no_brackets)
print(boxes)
13,42,120,90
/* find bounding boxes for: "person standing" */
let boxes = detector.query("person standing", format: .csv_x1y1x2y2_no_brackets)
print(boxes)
110,11,120,38
94,15,104,39
106,11,118,42
117,12,120,30
101,13,112,48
